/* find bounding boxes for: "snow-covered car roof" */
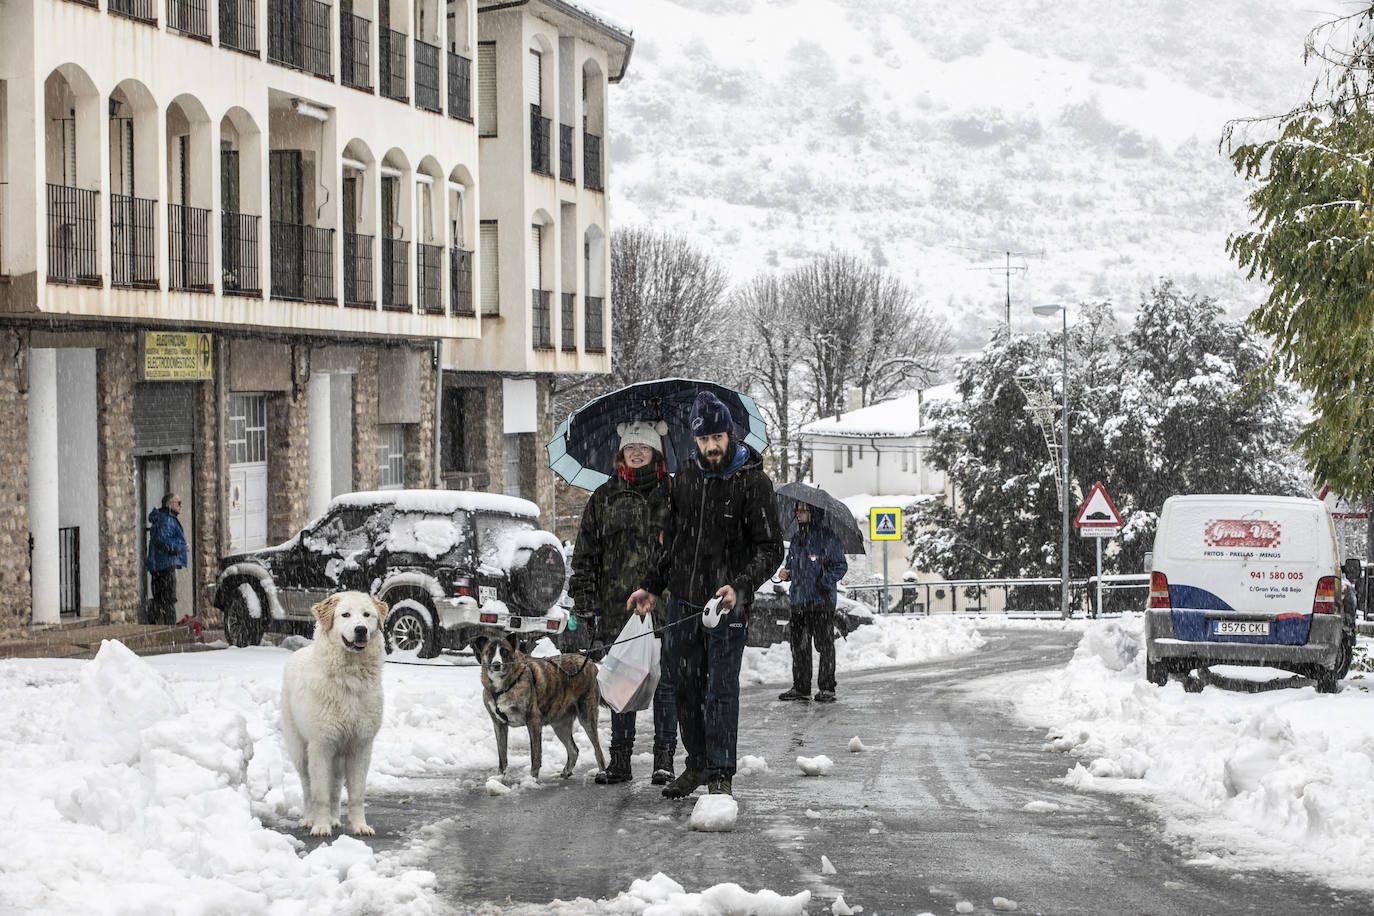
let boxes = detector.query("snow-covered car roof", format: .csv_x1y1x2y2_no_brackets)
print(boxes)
329,489,541,519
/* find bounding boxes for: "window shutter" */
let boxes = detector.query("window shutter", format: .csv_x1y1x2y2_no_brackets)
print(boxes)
530,224,542,290
480,220,499,315
478,42,497,136
526,49,542,109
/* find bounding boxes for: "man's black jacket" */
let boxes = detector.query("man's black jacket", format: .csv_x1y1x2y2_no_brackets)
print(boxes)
642,441,783,609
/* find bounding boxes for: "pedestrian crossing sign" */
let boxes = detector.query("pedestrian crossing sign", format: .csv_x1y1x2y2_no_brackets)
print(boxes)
869,507,902,541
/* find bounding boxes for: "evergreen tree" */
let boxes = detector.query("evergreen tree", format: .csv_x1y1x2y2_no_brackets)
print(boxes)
910,283,1308,592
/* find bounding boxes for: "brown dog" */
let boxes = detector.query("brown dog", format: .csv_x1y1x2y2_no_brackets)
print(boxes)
474,635,607,780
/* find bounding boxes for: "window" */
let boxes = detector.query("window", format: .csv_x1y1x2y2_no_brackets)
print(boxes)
478,42,497,136
847,445,853,468
377,424,406,489
228,394,267,464
833,444,842,474
902,449,910,473
480,219,499,315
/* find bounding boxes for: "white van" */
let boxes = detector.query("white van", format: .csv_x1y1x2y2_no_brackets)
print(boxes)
1143,494,1358,693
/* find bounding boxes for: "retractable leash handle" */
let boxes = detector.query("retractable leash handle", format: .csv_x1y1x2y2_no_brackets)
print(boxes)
701,595,726,629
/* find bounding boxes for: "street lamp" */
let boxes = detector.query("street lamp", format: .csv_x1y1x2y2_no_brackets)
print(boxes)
1032,302,1071,619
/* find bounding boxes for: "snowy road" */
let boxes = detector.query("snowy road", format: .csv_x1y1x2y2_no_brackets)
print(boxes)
359,628,1365,914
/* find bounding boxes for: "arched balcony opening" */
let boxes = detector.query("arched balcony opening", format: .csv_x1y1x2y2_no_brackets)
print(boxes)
446,164,474,317
530,207,553,350
416,156,444,314
445,0,472,122
379,148,412,312
43,65,102,285
220,106,264,296
268,93,337,303
109,79,159,289
166,94,213,291
581,59,605,191
341,139,377,308
583,225,605,352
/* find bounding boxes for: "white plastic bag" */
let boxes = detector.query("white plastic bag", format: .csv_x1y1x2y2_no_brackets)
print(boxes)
596,614,661,713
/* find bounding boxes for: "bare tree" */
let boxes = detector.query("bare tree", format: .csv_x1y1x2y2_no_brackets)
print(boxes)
789,251,947,420
736,273,807,481
552,226,736,419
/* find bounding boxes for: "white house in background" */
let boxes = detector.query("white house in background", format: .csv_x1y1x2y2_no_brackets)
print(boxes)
798,384,955,502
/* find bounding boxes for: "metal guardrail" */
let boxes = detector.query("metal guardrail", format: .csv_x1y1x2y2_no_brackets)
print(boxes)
843,574,1151,617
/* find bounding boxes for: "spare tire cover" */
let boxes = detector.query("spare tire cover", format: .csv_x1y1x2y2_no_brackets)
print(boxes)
509,543,567,611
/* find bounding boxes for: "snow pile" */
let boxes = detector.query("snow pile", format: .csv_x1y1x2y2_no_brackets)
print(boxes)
1,641,442,916
741,614,986,684
797,755,834,777
994,616,1374,891
689,794,739,832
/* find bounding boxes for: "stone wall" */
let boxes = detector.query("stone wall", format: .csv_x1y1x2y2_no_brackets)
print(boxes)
193,347,224,622
0,331,31,635
405,346,437,488
97,333,139,623
352,346,380,490
266,346,310,542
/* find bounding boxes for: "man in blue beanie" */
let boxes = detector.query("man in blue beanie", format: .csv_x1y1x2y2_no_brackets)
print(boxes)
629,390,783,798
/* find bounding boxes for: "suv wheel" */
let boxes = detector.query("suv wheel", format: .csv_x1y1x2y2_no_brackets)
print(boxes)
224,583,267,648
386,598,440,659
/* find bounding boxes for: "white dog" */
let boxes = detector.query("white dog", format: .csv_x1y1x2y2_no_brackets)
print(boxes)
280,591,389,837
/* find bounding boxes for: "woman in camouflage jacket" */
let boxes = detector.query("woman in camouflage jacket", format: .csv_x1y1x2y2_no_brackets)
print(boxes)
569,419,678,786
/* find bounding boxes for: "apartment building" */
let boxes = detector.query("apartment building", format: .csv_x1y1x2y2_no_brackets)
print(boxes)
0,0,632,633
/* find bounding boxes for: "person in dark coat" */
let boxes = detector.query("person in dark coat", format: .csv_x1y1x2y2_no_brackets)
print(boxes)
146,493,187,626
569,419,679,786
628,390,783,798
776,501,848,703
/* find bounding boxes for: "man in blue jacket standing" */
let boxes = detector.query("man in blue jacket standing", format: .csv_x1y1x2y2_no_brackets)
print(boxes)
146,493,187,626
777,501,848,703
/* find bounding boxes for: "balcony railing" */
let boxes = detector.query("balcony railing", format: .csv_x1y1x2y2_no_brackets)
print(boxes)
532,289,552,349
585,294,605,352
447,52,472,122
221,211,260,296
110,0,157,24
561,292,576,351
46,185,100,285
449,247,473,316
168,203,212,291
559,124,575,184
220,0,257,55
530,106,552,176
341,11,372,92
270,221,334,302
379,28,408,102
584,131,603,191
168,0,210,40
414,40,441,113
268,0,331,80
418,243,443,313
381,237,409,311
59,526,80,616
344,231,375,307
111,194,159,289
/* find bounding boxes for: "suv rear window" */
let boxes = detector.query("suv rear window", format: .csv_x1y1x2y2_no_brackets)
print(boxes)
385,510,472,561
474,513,540,570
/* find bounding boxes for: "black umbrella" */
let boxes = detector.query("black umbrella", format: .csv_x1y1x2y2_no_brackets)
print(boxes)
547,378,769,490
774,481,867,554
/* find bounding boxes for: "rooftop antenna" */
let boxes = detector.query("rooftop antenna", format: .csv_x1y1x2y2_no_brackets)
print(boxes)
963,248,1042,327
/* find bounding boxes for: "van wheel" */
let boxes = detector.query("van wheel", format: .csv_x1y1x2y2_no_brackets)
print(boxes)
1145,659,1168,687
1334,623,1356,679
224,584,266,648
1182,672,1205,693
386,599,440,659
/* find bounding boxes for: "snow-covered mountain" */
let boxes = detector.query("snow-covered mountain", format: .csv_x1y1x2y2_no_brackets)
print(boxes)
590,0,1333,347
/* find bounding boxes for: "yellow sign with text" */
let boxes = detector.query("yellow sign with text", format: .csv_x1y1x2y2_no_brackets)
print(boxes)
143,331,213,381
869,507,902,541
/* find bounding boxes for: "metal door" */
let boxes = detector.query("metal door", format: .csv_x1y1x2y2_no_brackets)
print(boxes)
228,393,268,552
137,456,170,620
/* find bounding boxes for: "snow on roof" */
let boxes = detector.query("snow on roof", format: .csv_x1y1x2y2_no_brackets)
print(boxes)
799,384,959,439
330,489,541,519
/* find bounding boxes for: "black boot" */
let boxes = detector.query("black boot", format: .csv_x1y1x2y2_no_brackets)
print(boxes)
662,768,705,799
651,745,675,786
595,744,632,785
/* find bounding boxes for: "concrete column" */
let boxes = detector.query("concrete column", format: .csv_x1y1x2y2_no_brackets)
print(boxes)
308,371,332,520
28,349,60,625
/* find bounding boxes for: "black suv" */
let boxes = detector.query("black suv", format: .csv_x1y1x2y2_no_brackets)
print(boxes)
210,490,569,657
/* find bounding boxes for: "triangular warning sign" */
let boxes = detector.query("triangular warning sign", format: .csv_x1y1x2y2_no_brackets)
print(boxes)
875,514,897,535
1073,481,1123,528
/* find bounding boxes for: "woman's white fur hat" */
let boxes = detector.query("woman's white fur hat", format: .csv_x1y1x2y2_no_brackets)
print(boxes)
617,419,668,454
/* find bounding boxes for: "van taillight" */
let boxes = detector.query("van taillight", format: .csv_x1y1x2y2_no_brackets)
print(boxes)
1313,576,1337,614
1149,571,1170,609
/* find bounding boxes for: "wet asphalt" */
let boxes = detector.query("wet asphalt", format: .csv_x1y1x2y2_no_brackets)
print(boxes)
297,628,1370,915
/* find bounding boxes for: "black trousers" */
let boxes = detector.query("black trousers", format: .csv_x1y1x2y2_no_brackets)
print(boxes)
149,568,178,625
789,602,836,694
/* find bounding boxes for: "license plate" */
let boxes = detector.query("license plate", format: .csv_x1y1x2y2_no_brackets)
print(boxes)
1213,620,1270,637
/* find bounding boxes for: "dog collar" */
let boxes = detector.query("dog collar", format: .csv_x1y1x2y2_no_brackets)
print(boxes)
488,666,528,725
